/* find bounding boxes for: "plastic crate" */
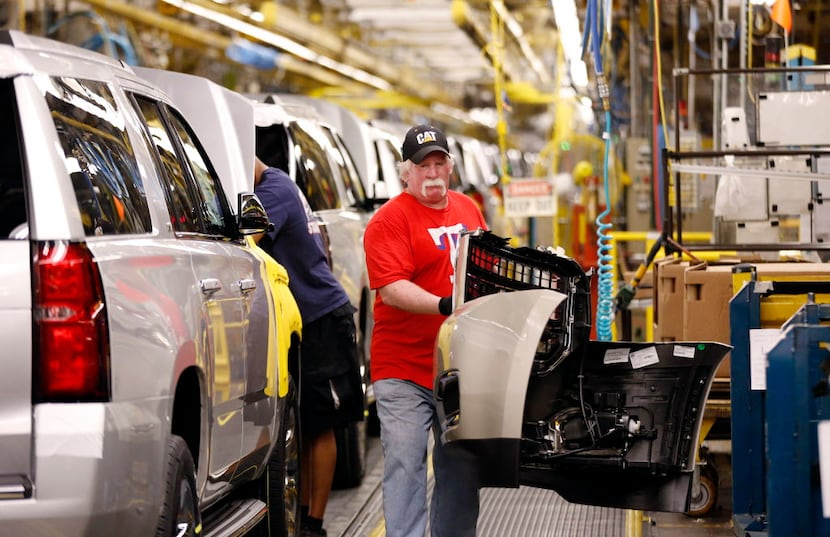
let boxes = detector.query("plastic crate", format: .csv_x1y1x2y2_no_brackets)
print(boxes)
457,231,592,373
462,231,576,299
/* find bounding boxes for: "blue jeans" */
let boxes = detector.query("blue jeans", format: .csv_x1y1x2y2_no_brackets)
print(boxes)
374,379,480,537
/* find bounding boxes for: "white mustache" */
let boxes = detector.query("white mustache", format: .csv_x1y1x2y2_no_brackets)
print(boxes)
421,178,446,197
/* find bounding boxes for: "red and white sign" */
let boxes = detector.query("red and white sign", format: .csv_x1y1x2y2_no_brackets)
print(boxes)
503,178,556,217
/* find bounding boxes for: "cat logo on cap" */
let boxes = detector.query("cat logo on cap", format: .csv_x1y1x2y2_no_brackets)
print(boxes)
417,131,438,145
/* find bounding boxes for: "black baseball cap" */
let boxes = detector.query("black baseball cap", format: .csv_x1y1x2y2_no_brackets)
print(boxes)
401,124,450,163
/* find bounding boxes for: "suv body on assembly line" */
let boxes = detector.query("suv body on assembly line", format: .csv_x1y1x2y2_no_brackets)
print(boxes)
0,30,303,537
285,96,403,205
250,95,374,488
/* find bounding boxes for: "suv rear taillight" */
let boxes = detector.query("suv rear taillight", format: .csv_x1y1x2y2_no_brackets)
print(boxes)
33,241,110,402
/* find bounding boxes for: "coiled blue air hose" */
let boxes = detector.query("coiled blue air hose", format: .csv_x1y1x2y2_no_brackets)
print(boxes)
584,0,615,341
595,110,614,341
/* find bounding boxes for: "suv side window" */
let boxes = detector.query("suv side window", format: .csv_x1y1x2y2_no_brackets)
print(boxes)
37,75,152,236
131,95,232,237
288,122,339,211
131,95,200,233
325,128,366,208
0,79,26,239
166,109,230,236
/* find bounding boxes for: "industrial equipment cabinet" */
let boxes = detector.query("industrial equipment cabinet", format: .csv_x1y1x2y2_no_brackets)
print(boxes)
729,267,830,537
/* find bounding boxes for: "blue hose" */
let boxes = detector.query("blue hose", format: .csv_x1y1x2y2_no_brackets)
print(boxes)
595,110,614,341
584,0,615,341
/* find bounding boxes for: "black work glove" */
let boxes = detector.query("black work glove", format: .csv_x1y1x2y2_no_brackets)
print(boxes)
438,295,453,316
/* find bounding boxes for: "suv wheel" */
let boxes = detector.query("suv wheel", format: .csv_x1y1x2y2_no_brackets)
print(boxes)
255,376,301,536
156,435,200,537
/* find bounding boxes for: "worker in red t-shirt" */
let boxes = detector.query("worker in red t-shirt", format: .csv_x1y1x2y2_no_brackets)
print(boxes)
364,124,488,537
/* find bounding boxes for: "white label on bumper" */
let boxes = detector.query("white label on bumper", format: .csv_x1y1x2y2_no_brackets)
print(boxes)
673,345,696,358
603,347,630,364
629,347,660,369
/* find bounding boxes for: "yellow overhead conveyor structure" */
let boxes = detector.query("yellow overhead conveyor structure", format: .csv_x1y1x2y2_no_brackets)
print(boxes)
67,0,495,129
33,0,563,135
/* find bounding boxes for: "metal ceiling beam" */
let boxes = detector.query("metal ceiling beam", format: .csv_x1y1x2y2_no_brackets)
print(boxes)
451,0,524,82
452,0,553,89
79,0,494,130
84,0,474,108
80,0,232,50
161,0,465,109
79,0,357,88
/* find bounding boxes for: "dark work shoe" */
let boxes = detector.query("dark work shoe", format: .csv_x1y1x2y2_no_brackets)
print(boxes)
299,528,327,537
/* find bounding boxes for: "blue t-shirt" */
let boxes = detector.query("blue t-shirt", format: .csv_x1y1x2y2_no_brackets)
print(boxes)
255,167,351,324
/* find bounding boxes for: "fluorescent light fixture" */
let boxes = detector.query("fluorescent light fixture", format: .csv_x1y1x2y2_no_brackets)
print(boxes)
551,0,588,88
160,0,392,90
161,0,489,127
491,1,523,38
570,60,588,88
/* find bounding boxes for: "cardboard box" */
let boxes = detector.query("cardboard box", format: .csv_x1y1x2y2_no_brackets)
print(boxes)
681,261,830,378
683,265,736,378
652,257,697,341
651,258,830,379
683,265,735,344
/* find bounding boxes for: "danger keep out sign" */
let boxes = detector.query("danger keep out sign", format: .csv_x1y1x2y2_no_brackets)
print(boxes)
503,178,556,217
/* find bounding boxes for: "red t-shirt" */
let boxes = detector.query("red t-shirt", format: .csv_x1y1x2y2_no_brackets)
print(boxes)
364,191,488,389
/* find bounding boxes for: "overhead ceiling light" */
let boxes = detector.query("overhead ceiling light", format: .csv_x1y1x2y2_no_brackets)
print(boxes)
551,0,588,88
160,0,489,129
160,0,392,91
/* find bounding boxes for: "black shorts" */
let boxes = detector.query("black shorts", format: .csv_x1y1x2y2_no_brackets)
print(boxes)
299,303,365,438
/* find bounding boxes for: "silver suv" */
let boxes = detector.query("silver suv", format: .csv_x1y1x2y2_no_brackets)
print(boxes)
251,95,375,488
0,30,303,537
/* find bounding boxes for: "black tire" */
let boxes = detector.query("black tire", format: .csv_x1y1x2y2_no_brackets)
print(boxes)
254,377,301,537
156,435,200,537
332,419,367,489
685,463,719,518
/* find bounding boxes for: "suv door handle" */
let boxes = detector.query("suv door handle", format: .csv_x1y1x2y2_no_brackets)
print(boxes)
200,278,222,296
237,279,256,294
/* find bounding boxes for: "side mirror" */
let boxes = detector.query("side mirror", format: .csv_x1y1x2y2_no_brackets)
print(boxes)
237,192,272,235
